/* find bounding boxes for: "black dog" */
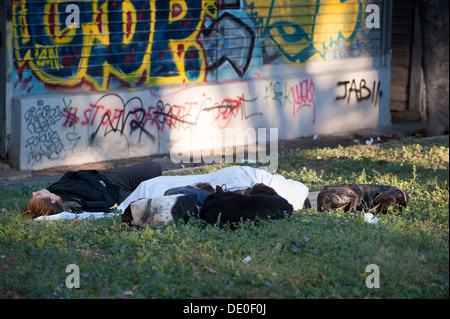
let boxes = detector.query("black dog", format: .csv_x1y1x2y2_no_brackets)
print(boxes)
317,184,409,214
199,184,293,228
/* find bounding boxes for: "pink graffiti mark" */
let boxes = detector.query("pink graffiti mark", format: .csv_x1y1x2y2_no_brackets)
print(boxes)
82,104,103,126
81,104,125,129
204,94,261,129
85,94,157,146
213,97,242,129
291,79,315,123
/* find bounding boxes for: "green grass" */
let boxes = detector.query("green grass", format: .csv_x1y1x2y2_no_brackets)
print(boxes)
0,137,448,299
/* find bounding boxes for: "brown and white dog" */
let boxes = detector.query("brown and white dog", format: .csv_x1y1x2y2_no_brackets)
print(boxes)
317,184,409,214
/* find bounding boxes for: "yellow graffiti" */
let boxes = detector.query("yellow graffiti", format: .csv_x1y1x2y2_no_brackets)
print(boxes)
245,0,362,65
246,0,316,62
97,0,151,91
12,0,361,91
15,5,30,45
14,0,114,90
158,0,217,85
313,0,361,56
13,0,217,90
35,44,63,69
149,0,217,86
122,1,137,44
43,1,77,45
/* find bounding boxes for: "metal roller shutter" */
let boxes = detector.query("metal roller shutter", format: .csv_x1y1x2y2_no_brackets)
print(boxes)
11,0,385,94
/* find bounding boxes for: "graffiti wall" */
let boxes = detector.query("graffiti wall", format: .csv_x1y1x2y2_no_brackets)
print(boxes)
7,0,391,170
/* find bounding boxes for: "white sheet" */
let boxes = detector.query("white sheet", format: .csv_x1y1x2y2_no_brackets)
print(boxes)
35,211,120,221
35,166,309,221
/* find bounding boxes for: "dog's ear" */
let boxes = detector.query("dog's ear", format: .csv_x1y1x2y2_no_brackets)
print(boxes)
249,183,278,196
121,202,134,225
302,198,312,211
215,185,224,193
398,189,409,205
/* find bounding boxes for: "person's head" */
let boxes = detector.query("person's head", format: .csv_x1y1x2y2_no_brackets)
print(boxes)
23,189,64,218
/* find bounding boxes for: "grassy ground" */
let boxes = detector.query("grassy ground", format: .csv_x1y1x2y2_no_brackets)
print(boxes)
0,137,448,299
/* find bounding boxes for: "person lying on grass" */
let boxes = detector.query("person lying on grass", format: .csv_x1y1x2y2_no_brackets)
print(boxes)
23,161,162,218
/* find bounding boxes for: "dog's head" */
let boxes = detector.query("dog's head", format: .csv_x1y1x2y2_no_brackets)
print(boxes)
122,198,152,226
243,183,278,196
371,187,409,214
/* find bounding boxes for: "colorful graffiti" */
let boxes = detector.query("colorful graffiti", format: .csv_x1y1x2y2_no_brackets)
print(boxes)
13,0,218,91
244,0,362,64
20,74,322,167
12,0,367,94
15,68,392,170
264,79,315,122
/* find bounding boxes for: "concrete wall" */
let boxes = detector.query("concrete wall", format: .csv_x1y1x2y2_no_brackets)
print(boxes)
6,0,392,170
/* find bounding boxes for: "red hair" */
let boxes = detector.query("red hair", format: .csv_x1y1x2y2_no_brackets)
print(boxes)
23,197,64,218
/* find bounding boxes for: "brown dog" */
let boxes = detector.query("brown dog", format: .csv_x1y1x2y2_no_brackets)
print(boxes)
317,184,409,214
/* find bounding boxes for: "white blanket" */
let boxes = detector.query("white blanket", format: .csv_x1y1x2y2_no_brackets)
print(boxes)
36,166,309,221
35,211,120,221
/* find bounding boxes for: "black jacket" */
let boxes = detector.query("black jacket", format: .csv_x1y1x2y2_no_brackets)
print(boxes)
47,170,120,213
